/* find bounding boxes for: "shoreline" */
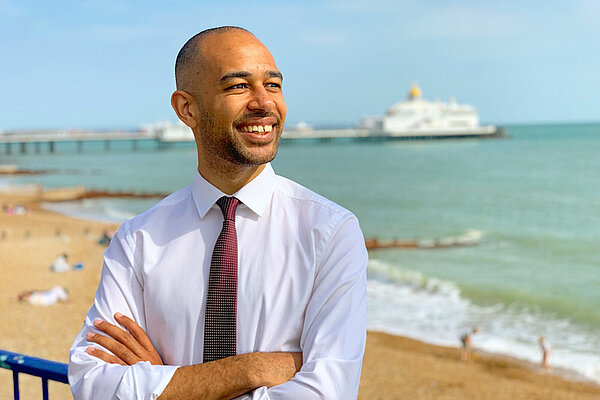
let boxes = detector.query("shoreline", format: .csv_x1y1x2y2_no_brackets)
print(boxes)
361,331,600,399
370,329,600,387
1,190,599,399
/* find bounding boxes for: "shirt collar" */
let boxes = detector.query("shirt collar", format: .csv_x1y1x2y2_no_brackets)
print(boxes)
192,163,276,219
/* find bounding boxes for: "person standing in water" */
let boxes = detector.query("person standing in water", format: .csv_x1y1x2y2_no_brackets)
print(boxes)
460,327,479,361
539,336,553,373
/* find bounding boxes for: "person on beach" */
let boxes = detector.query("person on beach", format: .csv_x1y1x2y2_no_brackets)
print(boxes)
69,26,368,400
17,285,69,306
2,203,26,215
539,336,553,373
460,327,479,361
50,253,70,273
97,228,113,245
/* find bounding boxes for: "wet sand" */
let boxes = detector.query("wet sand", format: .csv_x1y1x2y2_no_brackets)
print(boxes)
1,192,598,399
361,332,600,400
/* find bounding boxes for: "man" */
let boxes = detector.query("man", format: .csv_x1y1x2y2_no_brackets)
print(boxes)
69,26,368,399
460,327,479,361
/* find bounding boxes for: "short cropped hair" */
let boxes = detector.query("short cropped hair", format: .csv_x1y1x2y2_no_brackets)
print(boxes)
175,26,251,90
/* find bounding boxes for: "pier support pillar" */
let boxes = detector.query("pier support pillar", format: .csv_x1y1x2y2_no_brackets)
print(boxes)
35,142,41,153
6,143,12,155
104,140,110,151
49,141,55,153
77,141,83,152
132,139,138,151
160,141,172,151
20,142,26,154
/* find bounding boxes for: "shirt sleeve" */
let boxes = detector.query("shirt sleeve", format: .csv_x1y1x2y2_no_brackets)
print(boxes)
68,224,178,400
251,214,368,399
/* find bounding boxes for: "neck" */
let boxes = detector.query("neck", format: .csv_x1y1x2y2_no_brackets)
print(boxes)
197,158,266,195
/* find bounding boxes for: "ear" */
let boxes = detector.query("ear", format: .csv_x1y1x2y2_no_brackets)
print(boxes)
171,90,199,129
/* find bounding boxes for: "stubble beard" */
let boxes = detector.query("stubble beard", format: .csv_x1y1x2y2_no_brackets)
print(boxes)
198,107,282,168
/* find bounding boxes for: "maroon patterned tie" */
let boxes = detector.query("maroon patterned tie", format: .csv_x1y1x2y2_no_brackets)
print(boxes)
204,196,241,362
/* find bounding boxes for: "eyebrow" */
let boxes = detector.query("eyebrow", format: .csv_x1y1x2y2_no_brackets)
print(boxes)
219,70,284,83
266,70,283,81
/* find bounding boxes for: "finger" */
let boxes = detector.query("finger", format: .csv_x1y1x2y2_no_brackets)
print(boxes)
93,319,146,358
114,313,164,365
86,346,126,365
87,332,139,365
114,313,155,352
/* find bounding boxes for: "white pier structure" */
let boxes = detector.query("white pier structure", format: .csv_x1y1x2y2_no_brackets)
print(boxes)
1,85,502,154
357,83,500,138
0,129,152,154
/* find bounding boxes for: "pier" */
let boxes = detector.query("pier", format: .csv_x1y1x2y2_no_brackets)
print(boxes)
281,126,504,143
0,129,159,155
0,125,505,155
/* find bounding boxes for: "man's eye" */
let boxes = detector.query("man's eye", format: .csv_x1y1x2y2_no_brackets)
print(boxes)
227,83,248,90
266,83,281,89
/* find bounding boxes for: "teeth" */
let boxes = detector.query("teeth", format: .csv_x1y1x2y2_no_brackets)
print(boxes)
240,125,273,134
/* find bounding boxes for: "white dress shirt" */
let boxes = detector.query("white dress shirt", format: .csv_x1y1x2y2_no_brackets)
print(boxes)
69,163,368,399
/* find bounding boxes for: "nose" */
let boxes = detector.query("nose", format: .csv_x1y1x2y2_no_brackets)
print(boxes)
247,85,275,111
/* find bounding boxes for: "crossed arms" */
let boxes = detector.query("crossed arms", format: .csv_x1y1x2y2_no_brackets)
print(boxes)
69,216,367,399
87,314,302,399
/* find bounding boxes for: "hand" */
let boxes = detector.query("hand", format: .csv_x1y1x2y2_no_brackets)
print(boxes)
86,312,164,366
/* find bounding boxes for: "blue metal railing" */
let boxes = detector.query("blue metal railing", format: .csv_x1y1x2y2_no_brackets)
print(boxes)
0,349,68,400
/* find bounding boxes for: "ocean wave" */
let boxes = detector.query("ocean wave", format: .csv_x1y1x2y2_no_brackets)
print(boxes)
367,259,600,383
42,199,138,223
368,258,462,298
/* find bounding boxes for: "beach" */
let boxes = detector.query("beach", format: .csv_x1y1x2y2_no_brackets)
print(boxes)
1,191,598,400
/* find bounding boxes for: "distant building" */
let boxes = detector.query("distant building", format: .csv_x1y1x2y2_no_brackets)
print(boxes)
142,121,194,142
380,83,481,133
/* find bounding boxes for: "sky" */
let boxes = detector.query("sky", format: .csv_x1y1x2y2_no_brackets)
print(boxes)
1,0,599,130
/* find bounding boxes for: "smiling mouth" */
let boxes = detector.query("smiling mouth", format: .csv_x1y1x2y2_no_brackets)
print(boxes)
238,124,274,135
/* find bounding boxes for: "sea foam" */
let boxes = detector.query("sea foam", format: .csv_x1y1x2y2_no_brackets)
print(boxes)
367,258,600,384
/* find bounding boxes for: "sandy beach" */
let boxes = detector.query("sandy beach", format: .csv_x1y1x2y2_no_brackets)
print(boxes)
1,191,599,400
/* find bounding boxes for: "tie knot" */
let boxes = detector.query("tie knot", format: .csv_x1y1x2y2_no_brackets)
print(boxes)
216,196,240,221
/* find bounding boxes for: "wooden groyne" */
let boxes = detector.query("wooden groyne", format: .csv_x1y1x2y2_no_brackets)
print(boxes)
0,185,169,202
0,164,47,175
39,188,169,202
365,230,483,250
80,190,169,200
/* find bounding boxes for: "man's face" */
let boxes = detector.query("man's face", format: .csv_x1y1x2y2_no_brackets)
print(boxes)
192,32,287,167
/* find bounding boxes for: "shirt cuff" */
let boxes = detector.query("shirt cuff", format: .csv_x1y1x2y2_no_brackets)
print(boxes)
228,386,268,400
115,361,179,400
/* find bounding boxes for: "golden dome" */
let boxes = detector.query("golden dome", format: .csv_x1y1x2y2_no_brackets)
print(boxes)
408,83,422,100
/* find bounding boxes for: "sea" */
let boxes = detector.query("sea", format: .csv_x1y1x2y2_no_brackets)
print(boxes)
1,123,599,383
